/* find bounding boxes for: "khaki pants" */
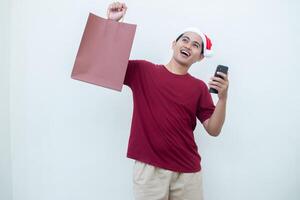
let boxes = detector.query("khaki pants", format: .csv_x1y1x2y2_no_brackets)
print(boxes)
133,160,204,200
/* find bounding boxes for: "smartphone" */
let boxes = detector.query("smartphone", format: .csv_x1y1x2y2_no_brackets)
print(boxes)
209,65,229,94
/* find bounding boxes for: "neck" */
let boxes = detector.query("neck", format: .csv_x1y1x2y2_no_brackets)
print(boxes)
165,59,190,75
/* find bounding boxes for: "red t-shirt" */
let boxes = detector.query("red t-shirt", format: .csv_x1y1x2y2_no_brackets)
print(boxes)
124,60,215,173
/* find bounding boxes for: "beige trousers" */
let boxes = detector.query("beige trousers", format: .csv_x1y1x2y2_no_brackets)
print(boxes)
133,160,204,200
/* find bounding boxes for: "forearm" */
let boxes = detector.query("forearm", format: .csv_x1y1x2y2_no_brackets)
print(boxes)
207,98,227,136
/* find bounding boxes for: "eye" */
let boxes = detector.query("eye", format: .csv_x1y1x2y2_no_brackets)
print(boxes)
193,44,200,48
182,38,188,42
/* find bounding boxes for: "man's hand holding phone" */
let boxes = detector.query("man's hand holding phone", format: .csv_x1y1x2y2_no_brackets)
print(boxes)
209,65,229,100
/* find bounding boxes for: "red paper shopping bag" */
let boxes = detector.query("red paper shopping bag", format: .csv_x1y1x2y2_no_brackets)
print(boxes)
71,13,137,91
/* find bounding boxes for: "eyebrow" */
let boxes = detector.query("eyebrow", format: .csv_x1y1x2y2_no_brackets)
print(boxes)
181,36,201,46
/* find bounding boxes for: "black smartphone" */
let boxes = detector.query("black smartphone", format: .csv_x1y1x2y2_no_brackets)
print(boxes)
209,65,229,94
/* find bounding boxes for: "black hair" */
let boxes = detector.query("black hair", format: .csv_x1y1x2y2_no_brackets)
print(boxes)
175,33,204,55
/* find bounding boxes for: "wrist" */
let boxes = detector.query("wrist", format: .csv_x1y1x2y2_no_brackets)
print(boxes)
218,97,227,104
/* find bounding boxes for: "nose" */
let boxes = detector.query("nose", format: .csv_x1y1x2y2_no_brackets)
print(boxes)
183,42,192,49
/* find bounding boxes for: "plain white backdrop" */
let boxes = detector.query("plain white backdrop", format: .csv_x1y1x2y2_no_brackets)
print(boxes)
1,0,300,199
0,0,12,199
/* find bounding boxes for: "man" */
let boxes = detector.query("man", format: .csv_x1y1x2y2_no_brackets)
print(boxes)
107,2,229,200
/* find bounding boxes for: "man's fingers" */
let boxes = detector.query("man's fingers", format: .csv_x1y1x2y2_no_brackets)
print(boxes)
210,72,229,84
114,3,119,10
208,84,220,91
118,2,127,11
110,2,117,10
216,72,228,81
109,4,115,11
115,2,122,9
109,2,126,11
210,76,226,84
111,2,115,9
116,2,122,10
209,81,223,88
122,3,127,11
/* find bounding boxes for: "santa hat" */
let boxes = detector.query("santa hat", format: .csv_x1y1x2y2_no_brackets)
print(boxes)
180,27,213,58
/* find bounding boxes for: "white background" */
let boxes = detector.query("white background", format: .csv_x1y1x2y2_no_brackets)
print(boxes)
1,0,300,199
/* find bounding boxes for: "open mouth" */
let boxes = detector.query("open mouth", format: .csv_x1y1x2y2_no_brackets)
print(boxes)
180,49,191,57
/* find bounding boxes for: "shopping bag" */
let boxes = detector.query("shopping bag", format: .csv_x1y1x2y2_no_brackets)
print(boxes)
71,12,137,91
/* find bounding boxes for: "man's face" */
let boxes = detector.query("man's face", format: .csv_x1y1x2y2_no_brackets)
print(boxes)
171,31,204,67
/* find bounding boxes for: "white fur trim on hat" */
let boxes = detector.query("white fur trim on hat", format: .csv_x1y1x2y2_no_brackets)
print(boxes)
181,27,213,58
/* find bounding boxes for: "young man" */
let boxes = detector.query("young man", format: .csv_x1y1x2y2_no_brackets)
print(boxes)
107,2,229,200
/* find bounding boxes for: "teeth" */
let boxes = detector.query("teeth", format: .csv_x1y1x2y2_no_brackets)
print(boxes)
180,50,190,56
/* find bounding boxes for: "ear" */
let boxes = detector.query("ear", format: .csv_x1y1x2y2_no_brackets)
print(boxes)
197,54,205,62
172,40,176,50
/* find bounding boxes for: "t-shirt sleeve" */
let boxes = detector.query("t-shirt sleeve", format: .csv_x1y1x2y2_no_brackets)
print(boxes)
123,60,141,87
196,82,216,123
